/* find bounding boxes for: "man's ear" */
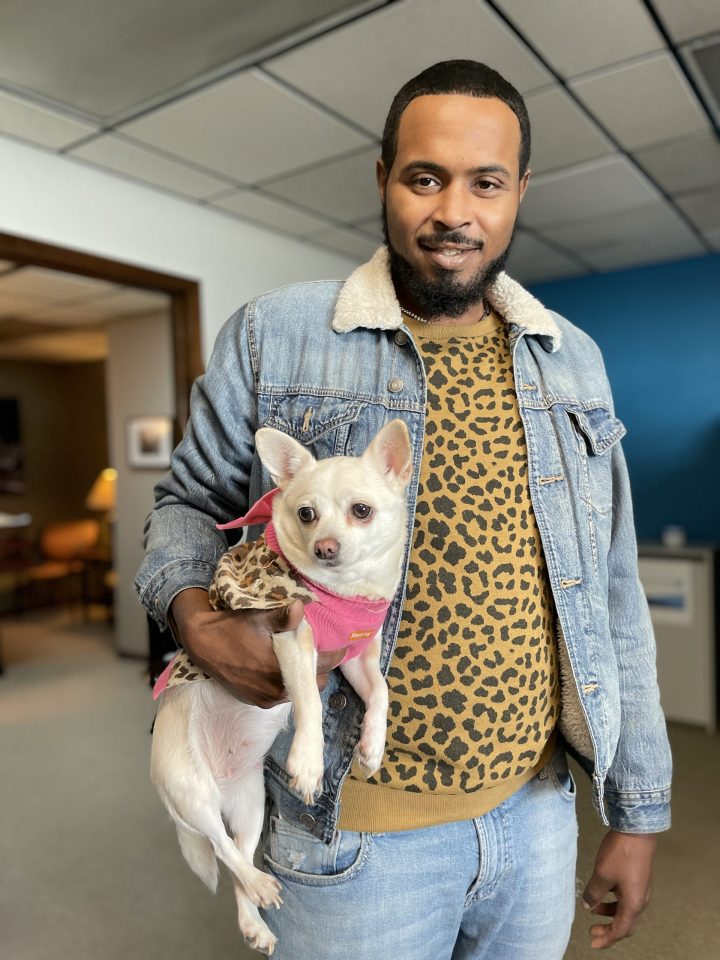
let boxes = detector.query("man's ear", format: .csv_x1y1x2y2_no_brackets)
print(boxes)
518,169,532,204
376,158,388,204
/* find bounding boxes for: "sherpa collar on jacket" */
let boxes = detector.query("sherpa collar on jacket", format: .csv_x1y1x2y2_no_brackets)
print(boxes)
332,245,562,352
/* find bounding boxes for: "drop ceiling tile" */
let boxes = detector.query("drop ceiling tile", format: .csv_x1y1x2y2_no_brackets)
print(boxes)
537,199,700,252
120,69,371,183
15,304,111,326
525,86,613,174
633,133,720,194
352,214,384,241
511,259,588,285
0,0,371,121
87,288,171,317
70,133,233,199
570,53,709,151
496,0,663,77
652,0,720,43
0,266,117,303
209,190,332,235
265,0,552,137
307,226,380,261
674,186,720,230
505,231,586,284
581,234,706,272
0,329,108,363
518,156,660,227
263,147,380,223
702,228,720,251
0,90,97,149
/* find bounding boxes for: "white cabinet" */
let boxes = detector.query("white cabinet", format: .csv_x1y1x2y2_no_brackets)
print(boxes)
638,545,718,732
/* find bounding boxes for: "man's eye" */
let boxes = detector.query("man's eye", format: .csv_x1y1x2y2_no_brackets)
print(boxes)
298,506,316,523
351,503,373,520
413,176,439,188
476,180,499,191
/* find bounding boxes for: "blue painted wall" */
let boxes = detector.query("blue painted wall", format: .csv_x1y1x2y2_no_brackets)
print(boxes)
529,253,720,543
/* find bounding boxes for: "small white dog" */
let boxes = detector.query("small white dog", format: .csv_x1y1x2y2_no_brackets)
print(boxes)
150,419,412,955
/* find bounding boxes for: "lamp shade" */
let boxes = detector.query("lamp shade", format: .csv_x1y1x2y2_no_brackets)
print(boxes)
85,468,117,512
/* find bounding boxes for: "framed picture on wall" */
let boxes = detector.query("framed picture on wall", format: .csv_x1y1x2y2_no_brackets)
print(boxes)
126,415,173,469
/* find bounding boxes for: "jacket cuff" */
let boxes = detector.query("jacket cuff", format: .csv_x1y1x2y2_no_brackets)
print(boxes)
135,558,216,628
604,787,672,833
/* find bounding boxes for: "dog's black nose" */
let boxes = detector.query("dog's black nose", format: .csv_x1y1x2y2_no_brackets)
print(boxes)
314,538,339,560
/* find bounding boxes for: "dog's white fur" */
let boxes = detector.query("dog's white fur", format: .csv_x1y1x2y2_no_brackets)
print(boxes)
150,420,412,955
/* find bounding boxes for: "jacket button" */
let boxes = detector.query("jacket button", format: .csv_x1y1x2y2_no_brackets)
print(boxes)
329,693,347,710
299,813,316,829
388,377,404,393
394,331,408,346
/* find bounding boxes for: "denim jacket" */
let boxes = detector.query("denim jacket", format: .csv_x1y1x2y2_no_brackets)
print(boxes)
137,247,672,841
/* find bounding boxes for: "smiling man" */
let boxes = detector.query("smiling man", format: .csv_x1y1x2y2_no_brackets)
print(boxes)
138,61,671,959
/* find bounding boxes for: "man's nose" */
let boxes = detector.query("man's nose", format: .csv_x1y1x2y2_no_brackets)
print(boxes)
432,183,472,231
314,538,339,560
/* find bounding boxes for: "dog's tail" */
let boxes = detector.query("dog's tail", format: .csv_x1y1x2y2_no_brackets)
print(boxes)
176,823,219,892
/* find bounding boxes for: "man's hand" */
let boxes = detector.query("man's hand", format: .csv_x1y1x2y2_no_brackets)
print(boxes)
582,830,658,950
168,589,346,708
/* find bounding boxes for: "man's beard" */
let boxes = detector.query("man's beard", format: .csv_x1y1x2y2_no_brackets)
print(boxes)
382,205,512,320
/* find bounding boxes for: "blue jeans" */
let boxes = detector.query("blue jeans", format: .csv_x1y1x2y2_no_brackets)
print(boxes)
260,748,578,959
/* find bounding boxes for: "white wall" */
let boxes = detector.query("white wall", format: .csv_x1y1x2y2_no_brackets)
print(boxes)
106,312,174,657
0,136,360,359
1,135,362,652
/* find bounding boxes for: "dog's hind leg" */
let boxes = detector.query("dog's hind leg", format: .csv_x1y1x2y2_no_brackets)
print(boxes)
225,768,279,955
175,823,219,892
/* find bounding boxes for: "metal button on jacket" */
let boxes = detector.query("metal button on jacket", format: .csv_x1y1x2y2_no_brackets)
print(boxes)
394,330,408,346
329,692,347,711
299,813,316,829
388,377,404,393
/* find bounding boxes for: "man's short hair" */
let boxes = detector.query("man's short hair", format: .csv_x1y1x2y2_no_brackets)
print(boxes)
381,60,531,178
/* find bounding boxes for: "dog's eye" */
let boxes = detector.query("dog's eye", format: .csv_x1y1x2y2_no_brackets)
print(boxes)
351,503,373,520
298,506,316,523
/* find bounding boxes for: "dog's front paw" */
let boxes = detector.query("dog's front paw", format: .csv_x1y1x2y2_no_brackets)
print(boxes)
356,729,385,778
287,738,324,805
244,868,283,910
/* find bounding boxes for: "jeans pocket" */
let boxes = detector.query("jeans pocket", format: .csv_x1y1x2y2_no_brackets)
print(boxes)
263,816,371,887
547,750,577,802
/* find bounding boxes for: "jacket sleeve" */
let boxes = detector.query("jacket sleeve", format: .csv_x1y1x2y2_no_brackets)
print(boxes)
602,438,672,833
134,304,258,628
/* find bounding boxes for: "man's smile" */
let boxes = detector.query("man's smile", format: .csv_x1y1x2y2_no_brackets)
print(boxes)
418,238,484,271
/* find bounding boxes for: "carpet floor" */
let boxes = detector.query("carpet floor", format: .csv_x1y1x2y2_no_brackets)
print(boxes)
0,610,717,959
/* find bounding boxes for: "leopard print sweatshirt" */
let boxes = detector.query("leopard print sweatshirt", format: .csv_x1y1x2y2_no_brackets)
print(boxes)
339,311,560,832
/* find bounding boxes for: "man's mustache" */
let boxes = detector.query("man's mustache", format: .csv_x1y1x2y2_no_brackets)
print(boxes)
418,232,484,250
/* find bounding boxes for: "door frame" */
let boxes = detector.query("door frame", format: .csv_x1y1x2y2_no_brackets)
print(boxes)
0,231,203,440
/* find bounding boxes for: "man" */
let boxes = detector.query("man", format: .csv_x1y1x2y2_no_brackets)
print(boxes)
137,61,671,958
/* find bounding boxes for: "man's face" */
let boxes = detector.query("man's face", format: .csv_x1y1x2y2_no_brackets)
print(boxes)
378,94,530,319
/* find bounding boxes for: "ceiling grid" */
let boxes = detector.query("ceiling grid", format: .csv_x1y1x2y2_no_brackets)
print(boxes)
0,0,718,289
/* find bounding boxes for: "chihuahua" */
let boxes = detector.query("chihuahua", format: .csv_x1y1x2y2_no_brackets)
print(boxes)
150,419,412,955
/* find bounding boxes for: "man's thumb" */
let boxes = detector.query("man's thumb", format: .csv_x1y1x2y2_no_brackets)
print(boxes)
267,599,306,633
582,874,611,911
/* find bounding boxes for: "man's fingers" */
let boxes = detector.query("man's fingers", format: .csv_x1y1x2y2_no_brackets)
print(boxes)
588,900,617,917
582,878,612,912
589,897,645,949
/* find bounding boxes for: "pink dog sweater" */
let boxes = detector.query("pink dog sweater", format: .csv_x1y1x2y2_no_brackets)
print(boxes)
153,489,390,699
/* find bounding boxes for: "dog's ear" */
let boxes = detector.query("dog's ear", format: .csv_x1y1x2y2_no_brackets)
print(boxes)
255,427,315,488
363,419,413,488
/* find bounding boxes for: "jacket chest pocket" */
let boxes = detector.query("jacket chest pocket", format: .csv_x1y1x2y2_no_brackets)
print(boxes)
567,406,625,516
564,404,625,573
261,394,365,460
